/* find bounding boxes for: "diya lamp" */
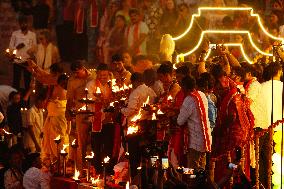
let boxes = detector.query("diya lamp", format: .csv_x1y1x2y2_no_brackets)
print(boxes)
60,144,69,177
54,135,62,175
85,152,95,182
73,169,80,183
91,175,102,188
71,139,78,171
137,166,142,189
103,156,110,186
95,87,101,98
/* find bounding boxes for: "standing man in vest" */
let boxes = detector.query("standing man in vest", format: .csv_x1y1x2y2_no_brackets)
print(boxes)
125,8,149,56
9,15,37,90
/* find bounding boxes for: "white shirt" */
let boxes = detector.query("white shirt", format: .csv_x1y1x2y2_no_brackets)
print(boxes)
177,91,212,152
24,106,44,152
261,80,283,130
121,84,157,120
125,22,149,55
23,167,50,189
9,30,37,61
247,79,266,129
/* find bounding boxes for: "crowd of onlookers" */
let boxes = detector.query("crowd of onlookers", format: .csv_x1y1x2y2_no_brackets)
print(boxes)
1,0,284,189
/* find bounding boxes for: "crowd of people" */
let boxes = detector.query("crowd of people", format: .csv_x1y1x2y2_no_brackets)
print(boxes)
1,0,284,189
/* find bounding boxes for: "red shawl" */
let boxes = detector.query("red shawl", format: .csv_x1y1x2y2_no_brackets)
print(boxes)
189,90,211,152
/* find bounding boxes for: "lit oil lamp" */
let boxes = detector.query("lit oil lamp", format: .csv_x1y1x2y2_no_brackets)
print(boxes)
103,156,110,187
71,139,78,171
73,169,80,183
85,152,95,182
60,144,69,177
54,135,61,175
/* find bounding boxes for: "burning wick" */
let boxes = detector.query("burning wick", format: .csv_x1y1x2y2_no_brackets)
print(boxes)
152,113,157,120
12,50,17,55
60,144,69,154
131,109,142,122
71,139,76,146
137,166,142,170
79,105,87,111
85,152,95,159
85,88,88,92
96,87,101,94
157,109,164,115
127,125,139,135
5,49,9,53
143,96,150,107
54,135,61,141
167,95,173,101
125,152,129,156
32,89,35,93
104,156,110,164
90,175,100,185
73,169,80,180
110,102,114,107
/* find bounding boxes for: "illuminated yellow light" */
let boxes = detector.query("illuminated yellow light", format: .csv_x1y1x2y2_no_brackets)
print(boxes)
204,43,253,64
173,7,284,62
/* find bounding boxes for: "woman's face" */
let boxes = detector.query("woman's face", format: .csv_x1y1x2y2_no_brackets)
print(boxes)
270,14,278,24
38,35,48,46
166,0,174,10
115,17,125,28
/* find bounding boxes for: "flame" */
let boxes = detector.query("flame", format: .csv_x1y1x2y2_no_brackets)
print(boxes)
126,182,130,189
128,84,133,88
85,151,95,159
12,50,17,55
119,87,124,91
152,113,157,120
96,87,101,94
19,56,22,60
123,84,129,90
111,79,116,86
127,125,139,135
85,88,88,91
125,152,129,156
167,95,173,101
79,105,86,111
60,144,69,153
157,109,164,115
73,169,80,180
120,97,126,101
90,175,100,185
110,102,114,107
72,139,76,146
137,166,142,170
2,129,12,135
5,49,9,53
104,156,110,163
112,85,120,93
54,135,61,141
143,96,150,107
32,89,35,93
131,109,142,122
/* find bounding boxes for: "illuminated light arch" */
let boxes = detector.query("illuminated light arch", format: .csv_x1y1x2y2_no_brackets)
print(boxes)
173,7,284,63
203,43,253,64
175,30,272,63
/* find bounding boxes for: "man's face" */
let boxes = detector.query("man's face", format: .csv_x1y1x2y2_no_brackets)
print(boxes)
160,73,173,87
19,22,28,32
112,61,124,72
73,68,86,79
122,53,132,66
130,13,140,24
97,70,110,84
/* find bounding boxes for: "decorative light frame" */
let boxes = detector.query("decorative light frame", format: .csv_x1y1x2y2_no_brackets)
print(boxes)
173,7,284,63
